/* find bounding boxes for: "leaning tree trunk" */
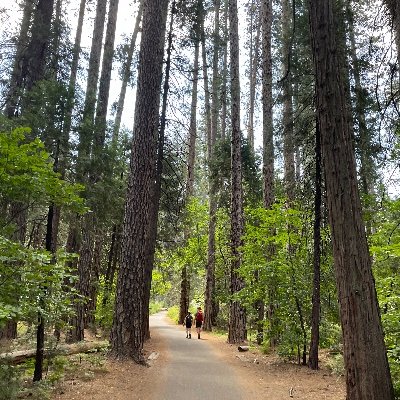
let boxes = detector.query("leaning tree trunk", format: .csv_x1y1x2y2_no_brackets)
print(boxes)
110,0,169,363
113,0,144,141
228,0,246,344
204,0,220,332
308,0,395,397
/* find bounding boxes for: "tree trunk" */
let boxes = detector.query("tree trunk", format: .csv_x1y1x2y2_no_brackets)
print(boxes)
178,3,200,325
110,0,169,363
77,0,107,180
261,0,274,346
281,0,295,201
113,0,144,141
220,0,228,141
94,0,120,152
143,0,175,340
228,0,246,344
247,0,260,153
308,0,395,397
62,0,86,141
308,120,322,370
5,0,34,118
204,0,220,332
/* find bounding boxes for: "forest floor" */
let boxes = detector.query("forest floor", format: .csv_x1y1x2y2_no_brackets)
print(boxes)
48,313,346,400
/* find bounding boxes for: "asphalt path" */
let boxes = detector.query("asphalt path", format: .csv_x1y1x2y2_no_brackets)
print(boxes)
150,311,244,400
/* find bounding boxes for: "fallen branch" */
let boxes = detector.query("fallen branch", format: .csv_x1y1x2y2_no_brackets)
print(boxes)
0,341,109,364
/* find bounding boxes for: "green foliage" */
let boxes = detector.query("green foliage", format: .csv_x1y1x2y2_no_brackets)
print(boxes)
167,305,180,323
370,197,400,391
0,363,20,399
0,236,79,326
0,128,86,212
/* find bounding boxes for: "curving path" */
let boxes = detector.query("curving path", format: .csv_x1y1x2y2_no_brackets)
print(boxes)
150,311,244,400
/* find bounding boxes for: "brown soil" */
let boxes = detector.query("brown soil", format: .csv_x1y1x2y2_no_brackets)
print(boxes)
51,326,345,400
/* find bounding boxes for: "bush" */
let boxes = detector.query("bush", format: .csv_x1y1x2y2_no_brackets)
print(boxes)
167,305,179,323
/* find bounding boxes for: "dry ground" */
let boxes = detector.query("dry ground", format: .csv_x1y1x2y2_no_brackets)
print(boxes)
50,324,345,400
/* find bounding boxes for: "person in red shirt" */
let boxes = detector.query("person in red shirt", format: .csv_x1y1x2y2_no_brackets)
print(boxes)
194,306,203,339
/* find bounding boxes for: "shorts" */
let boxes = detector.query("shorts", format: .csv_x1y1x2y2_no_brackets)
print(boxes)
195,320,202,328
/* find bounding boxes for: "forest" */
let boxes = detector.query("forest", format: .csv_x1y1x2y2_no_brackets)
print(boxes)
0,0,399,398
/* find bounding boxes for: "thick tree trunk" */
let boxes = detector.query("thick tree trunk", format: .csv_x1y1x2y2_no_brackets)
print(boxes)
204,0,220,332
21,0,55,93
143,0,174,340
309,0,395,397
113,0,143,141
228,0,246,344
5,0,34,118
110,0,169,363
308,121,322,370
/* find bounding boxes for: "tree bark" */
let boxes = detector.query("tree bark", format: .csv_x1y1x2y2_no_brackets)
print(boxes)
261,0,274,346
110,0,169,363
308,120,322,370
94,0,120,152
76,0,107,181
228,0,246,344
5,0,34,118
308,0,395,397
204,0,220,332
113,0,144,141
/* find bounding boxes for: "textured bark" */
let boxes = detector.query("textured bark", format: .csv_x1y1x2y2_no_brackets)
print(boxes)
77,0,107,180
309,0,395,397
94,0,120,152
247,0,260,152
62,0,86,141
261,0,274,346
308,121,322,370
113,0,143,141
87,238,103,327
21,0,55,92
143,0,174,339
110,0,169,363
204,0,220,332
228,0,246,344
5,0,34,118
220,0,228,141
281,0,295,201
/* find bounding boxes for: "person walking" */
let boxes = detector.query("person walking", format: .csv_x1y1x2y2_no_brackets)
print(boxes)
194,307,203,339
184,311,193,338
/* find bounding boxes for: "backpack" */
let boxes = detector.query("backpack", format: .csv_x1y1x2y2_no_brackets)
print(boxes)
195,311,203,322
185,314,193,324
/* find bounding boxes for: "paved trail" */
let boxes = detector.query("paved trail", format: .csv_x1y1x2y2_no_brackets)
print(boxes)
150,311,244,400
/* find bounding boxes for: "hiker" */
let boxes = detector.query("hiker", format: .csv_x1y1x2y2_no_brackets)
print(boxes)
194,306,203,339
184,311,193,338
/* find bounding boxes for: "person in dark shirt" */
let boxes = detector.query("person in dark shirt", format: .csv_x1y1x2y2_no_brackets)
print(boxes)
184,311,193,338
